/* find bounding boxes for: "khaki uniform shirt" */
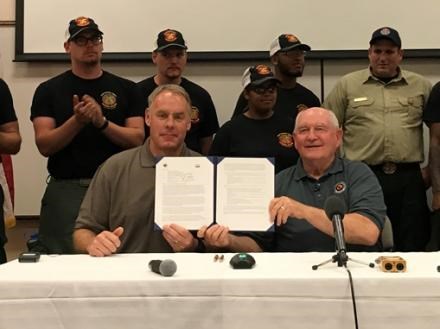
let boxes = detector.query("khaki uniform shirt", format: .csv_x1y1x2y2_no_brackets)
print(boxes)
323,68,431,165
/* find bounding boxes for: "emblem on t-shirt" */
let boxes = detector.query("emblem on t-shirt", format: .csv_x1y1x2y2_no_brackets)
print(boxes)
297,104,308,112
277,132,294,148
334,181,346,193
101,91,117,110
190,106,200,124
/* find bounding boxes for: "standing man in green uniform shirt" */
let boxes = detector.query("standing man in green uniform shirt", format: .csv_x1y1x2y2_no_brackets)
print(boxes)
323,27,431,251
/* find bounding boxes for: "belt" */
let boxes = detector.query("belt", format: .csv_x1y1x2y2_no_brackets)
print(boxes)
369,162,419,175
48,177,93,187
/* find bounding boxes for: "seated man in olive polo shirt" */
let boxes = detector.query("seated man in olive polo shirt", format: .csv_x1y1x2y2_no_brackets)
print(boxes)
74,84,202,256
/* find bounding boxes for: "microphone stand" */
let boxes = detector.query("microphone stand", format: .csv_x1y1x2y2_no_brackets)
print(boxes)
312,214,375,270
313,196,374,329
311,251,374,270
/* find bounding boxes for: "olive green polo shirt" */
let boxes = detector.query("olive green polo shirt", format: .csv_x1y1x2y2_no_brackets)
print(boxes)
323,68,431,165
75,139,199,253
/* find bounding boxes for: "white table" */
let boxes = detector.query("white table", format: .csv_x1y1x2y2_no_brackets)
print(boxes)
0,252,439,329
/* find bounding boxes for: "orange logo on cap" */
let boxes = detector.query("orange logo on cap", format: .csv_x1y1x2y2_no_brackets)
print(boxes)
277,132,294,148
285,34,299,42
163,30,178,42
255,64,271,75
297,104,308,112
75,16,91,27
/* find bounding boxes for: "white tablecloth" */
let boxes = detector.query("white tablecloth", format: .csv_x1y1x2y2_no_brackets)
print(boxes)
0,252,439,329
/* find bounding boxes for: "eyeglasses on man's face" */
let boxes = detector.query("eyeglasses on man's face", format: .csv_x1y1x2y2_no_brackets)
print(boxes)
72,35,103,47
280,50,306,58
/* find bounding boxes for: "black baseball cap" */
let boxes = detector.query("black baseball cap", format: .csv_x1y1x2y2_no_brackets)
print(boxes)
155,29,187,51
242,65,280,89
270,34,311,57
66,16,103,41
370,27,401,48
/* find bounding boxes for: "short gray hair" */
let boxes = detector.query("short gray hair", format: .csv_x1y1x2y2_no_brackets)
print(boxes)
148,84,192,115
294,107,340,132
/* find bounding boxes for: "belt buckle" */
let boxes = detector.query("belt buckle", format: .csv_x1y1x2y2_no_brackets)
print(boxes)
382,162,397,175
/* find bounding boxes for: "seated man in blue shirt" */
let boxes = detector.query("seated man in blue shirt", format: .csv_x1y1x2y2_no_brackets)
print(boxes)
199,107,386,252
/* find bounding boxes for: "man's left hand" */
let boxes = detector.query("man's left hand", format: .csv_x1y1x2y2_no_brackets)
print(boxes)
81,94,105,127
198,224,231,249
162,224,196,252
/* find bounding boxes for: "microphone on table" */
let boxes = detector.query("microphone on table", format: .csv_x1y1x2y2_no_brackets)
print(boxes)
148,259,177,277
312,195,375,270
324,195,347,256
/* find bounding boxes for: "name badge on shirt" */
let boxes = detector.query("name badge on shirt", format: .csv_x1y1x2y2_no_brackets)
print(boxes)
354,97,368,102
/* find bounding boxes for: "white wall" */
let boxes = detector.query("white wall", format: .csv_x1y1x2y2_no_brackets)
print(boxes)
20,0,440,53
1,24,439,215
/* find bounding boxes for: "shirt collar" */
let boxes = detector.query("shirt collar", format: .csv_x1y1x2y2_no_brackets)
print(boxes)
140,138,156,168
293,157,344,181
140,137,193,167
364,66,407,85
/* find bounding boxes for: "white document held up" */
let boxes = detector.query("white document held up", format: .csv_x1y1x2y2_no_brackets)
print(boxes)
155,157,274,231
216,158,274,231
155,157,214,230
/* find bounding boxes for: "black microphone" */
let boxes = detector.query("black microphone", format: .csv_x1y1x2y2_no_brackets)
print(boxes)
324,195,347,254
148,259,177,277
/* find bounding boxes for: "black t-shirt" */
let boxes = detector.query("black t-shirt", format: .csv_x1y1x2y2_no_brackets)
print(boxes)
424,81,440,123
30,70,144,179
0,79,17,249
231,83,320,122
0,79,18,125
137,76,219,153
209,113,298,173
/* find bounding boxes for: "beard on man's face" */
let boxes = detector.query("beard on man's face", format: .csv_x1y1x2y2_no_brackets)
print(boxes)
278,62,304,78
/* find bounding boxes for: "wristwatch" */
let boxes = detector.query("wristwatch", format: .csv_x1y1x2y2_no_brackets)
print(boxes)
98,117,109,131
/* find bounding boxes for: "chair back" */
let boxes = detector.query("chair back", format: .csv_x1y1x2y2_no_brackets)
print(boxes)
381,216,394,251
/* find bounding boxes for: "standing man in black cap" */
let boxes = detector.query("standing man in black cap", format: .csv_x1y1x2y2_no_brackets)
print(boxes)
138,29,219,155
210,64,298,174
30,16,145,254
231,34,320,121
324,27,432,251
